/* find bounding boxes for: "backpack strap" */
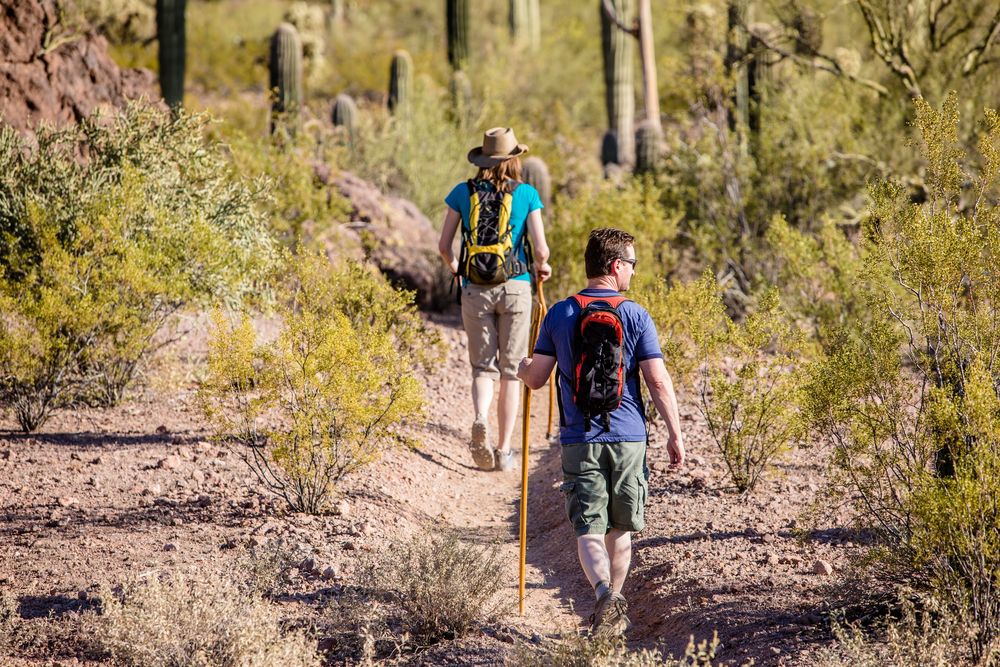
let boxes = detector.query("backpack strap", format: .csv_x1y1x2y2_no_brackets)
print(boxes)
572,294,630,309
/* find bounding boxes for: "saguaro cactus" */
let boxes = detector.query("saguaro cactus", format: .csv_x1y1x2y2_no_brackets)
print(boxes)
601,0,635,166
156,0,186,109
634,120,662,175
449,69,472,122
388,50,413,115
510,0,539,51
600,129,619,166
447,0,470,71
269,23,303,130
332,93,357,133
521,157,551,210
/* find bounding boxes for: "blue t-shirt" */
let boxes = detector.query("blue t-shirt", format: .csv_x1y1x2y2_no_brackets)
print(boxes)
445,180,544,283
534,289,663,444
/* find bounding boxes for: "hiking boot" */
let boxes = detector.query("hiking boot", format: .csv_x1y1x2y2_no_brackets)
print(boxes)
469,415,494,470
590,591,630,638
495,447,515,472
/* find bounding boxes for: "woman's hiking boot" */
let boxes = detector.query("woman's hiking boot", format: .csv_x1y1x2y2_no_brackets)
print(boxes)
469,415,494,470
495,447,515,472
589,590,630,638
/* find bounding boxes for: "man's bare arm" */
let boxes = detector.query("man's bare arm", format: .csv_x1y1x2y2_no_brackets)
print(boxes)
516,354,557,391
639,357,685,468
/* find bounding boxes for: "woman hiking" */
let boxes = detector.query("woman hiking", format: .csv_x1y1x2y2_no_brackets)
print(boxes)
438,127,552,472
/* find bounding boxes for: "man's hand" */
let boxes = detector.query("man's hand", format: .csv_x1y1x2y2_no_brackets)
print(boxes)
667,434,685,470
516,357,533,380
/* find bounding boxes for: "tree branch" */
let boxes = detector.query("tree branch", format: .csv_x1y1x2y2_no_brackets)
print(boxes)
740,20,889,96
961,7,1000,75
857,0,922,98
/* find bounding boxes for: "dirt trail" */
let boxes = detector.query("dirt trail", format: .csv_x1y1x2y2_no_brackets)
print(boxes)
0,309,856,666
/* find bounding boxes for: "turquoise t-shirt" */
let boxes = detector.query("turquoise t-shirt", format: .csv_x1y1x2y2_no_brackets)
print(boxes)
445,180,544,283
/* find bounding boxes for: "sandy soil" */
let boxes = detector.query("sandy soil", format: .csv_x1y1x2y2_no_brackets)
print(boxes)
0,308,861,666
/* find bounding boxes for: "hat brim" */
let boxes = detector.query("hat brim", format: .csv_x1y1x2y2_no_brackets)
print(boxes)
467,144,529,168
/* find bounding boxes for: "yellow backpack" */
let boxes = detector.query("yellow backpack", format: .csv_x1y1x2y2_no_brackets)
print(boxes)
458,179,528,285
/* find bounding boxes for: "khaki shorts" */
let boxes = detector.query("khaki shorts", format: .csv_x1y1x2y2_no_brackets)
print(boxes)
461,279,532,381
559,441,648,536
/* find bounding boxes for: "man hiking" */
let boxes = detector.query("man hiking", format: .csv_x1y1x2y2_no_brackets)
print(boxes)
438,127,552,472
517,227,684,637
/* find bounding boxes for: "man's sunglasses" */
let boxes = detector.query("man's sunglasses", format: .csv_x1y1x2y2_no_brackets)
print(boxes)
619,257,637,267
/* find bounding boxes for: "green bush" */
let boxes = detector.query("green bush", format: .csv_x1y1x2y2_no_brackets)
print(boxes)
545,177,680,301
94,572,319,667
199,253,440,514
803,94,1000,663
642,273,805,493
0,103,275,427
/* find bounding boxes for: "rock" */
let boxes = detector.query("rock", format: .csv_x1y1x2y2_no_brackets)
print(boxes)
169,518,183,526
497,631,515,644
318,637,338,652
158,456,181,470
343,541,356,551
196,494,212,507
770,646,781,655
163,543,177,552
153,497,178,507
730,582,746,593
0,0,160,140
190,469,205,484
651,461,670,473
177,446,192,458
77,590,88,601
334,500,351,516
691,530,709,541
322,566,339,580
687,455,706,466
171,436,184,445
141,485,161,496
70,452,81,461
689,467,713,481
330,171,450,309
196,441,214,452
761,534,775,545
706,522,715,531
360,522,375,536
57,496,78,508
155,425,169,435
813,559,833,576
767,554,780,566
91,456,103,465
299,558,315,572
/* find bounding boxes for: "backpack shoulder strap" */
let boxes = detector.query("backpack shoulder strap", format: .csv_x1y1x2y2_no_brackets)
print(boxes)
573,294,630,310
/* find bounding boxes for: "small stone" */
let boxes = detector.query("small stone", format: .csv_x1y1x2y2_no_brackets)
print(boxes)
770,646,781,655
497,631,515,644
334,500,351,516
190,469,205,484
322,566,338,581
361,522,375,536
87,477,99,487
169,518,183,526
91,456,103,465
155,425,169,435
196,441,214,452
177,445,192,458
343,541,356,551
299,558,315,572
761,534,775,545
70,452,81,461
77,590,88,601
689,467,713,481
57,496,79,508
196,494,212,507
730,583,746,593
163,543,177,552
687,455,706,466
767,554,780,566
171,436,184,445
158,456,181,470
318,637,338,652
691,530,709,541
813,559,833,576
706,522,715,531
652,461,670,473
141,485,161,496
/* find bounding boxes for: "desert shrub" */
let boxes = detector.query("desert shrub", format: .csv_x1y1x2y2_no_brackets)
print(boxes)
814,595,965,666
0,589,18,654
95,572,319,667
77,0,155,45
803,94,1000,663
232,537,304,598
545,177,680,301
0,103,275,425
357,531,508,642
509,631,723,667
200,253,439,513
642,273,805,493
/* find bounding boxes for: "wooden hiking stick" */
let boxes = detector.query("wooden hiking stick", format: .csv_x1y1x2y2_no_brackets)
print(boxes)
519,280,545,615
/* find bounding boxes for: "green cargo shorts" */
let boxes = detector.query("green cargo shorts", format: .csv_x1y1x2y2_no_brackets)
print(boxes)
559,441,648,536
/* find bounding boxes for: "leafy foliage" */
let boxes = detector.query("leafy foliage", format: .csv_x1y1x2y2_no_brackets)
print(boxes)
803,94,1000,662
199,253,440,514
643,272,805,493
0,103,275,428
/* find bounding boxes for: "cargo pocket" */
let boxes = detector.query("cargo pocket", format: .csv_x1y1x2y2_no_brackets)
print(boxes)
559,480,582,528
503,282,529,313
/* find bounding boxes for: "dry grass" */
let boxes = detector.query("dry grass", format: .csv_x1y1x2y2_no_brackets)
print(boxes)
93,570,319,667
509,630,726,667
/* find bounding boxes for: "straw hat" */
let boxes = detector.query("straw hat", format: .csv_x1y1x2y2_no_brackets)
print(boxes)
467,127,529,168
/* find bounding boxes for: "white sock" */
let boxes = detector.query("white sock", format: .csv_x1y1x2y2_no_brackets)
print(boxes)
595,580,612,600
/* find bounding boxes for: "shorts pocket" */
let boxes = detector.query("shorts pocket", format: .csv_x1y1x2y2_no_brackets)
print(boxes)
503,282,529,313
559,480,583,528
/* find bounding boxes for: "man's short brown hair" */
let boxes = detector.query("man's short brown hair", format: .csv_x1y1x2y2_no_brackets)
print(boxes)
585,228,635,279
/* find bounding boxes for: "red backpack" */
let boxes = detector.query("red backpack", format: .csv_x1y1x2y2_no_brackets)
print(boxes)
556,294,642,433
